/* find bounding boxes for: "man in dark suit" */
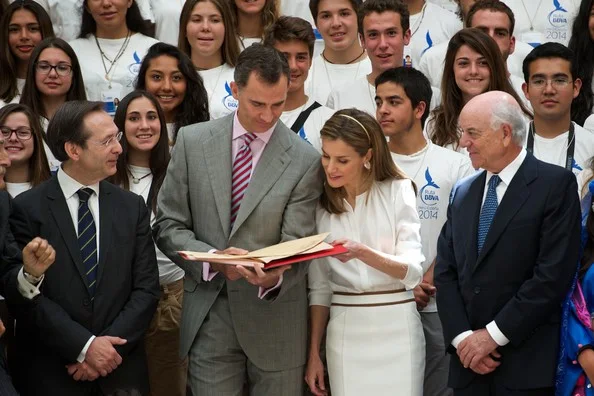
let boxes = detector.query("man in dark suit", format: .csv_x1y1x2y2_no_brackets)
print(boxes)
9,101,160,396
435,91,581,395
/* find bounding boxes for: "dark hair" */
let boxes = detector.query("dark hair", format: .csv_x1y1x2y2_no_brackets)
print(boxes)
20,37,87,120
47,100,104,162
465,0,515,33
358,0,409,36
0,0,54,103
0,0,8,19
111,91,170,214
263,16,316,58
320,108,412,214
135,42,209,142
230,0,278,40
431,28,531,149
568,0,594,126
375,67,432,125
79,0,153,38
178,0,240,67
234,43,289,88
0,103,50,188
309,0,361,23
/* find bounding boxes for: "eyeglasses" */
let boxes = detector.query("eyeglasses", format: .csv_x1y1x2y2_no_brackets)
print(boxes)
529,77,573,89
35,61,73,76
0,126,32,141
88,131,123,148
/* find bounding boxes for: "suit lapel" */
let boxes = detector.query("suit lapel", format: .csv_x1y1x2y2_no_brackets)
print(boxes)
230,125,292,238
204,116,233,239
96,181,113,289
474,156,536,271
47,178,89,289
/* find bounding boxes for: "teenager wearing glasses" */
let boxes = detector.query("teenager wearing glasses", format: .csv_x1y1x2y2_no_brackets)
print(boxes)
20,37,86,173
0,103,50,197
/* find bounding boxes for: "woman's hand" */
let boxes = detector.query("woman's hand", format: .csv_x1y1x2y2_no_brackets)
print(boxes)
305,354,328,396
332,238,367,263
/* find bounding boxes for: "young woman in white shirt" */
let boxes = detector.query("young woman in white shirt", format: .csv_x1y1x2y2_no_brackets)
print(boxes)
179,0,240,120
230,0,278,50
306,108,426,396
69,0,158,114
20,37,86,172
111,90,187,396
0,0,54,106
0,103,51,198
135,42,209,146
428,28,531,152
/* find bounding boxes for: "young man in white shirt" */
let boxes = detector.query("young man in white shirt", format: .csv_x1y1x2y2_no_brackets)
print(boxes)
403,0,461,68
327,0,440,115
375,66,474,396
304,0,371,105
264,16,334,154
522,42,594,178
419,0,533,97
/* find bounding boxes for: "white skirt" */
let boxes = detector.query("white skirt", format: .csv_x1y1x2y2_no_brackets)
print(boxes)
326,289,426,396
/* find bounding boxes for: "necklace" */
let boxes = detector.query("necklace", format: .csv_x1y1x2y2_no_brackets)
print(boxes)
409,141,430,181
321,54,363,94
520,0,544,31
202,64,225,106
95,30,131,87
409,2,428,37
322,48,365,65
127,167,152,184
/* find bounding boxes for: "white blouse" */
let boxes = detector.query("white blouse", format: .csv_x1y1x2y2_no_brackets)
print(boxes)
309,178,425,307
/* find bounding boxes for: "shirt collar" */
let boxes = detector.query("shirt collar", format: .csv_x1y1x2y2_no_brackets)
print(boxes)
232,111,275,144
57,166,100,200
486,148,527,186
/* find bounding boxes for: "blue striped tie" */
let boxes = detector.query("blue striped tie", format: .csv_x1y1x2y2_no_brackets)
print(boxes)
77,188,97,298
477,175,501,252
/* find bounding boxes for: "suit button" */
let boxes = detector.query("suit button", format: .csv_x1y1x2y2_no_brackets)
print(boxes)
83,298,90,307
473,287,481,295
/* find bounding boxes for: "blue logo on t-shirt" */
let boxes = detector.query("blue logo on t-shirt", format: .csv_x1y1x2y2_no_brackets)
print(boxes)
298,127,311,145
128,51,142,75
548,0,568,28
572,159,583,172
222,82,238,110
421,31,433,57
420,168,440,206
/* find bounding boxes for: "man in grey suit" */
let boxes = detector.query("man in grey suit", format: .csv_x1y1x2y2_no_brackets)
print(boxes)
154,44,323,396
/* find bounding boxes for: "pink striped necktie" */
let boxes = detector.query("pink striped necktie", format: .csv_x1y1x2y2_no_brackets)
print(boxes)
230,132,258,227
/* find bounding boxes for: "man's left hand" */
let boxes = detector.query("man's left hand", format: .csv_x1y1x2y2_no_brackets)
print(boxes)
457,328,499,369
236,263,291,289
66,362,100,381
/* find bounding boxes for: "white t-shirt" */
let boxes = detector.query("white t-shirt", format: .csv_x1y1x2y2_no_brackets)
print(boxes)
577,168,593,198
501,0,579,47
391,141,474,312
406,2,461,68
305,55,372,106
69,33,159,115
418,40,532,89
427,0,459,13
279,96,335,154
6,182,32,198
147,0,184,45
127,165,184,285
524,121,594,177
238,37,262,52
327,75,441,115
198,63,237,120
583,114,594,133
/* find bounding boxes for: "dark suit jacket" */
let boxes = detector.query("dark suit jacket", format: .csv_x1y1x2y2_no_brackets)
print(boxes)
8,177,160,396
435,153,581,390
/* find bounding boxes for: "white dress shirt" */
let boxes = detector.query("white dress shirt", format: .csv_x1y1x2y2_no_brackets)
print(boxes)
452,149,527,349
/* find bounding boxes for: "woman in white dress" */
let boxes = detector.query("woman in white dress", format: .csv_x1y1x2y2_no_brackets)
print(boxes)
179,0,240,120
0,103,50,198
134,42,209,146
69,0,158,115
20,37,86,172
306,109,426,396
0,0,54,106
230,0,278,50
111,90,187,396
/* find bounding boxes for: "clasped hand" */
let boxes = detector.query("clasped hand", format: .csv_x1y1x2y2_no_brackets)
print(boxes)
66,336,127,381
23,237,55,278
457,329,501,375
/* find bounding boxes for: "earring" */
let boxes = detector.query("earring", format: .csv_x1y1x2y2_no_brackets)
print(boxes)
364,161,371,170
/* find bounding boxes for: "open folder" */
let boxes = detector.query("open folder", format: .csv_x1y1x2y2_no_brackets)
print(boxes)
178,233,348,270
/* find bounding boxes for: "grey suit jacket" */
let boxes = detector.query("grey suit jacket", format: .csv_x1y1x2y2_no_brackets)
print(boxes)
154,113,323,371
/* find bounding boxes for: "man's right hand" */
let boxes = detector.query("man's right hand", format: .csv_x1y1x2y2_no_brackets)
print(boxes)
413,282,436,310
85,336,127,376
211,247,249,281
22,237,55,278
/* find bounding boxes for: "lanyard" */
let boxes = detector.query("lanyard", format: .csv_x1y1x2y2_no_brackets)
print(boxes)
526,121,575,171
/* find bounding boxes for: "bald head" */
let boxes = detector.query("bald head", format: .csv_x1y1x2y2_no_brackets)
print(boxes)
459,91,525,172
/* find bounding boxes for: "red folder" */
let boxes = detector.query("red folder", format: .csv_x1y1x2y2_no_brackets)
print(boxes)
260,244,348,270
